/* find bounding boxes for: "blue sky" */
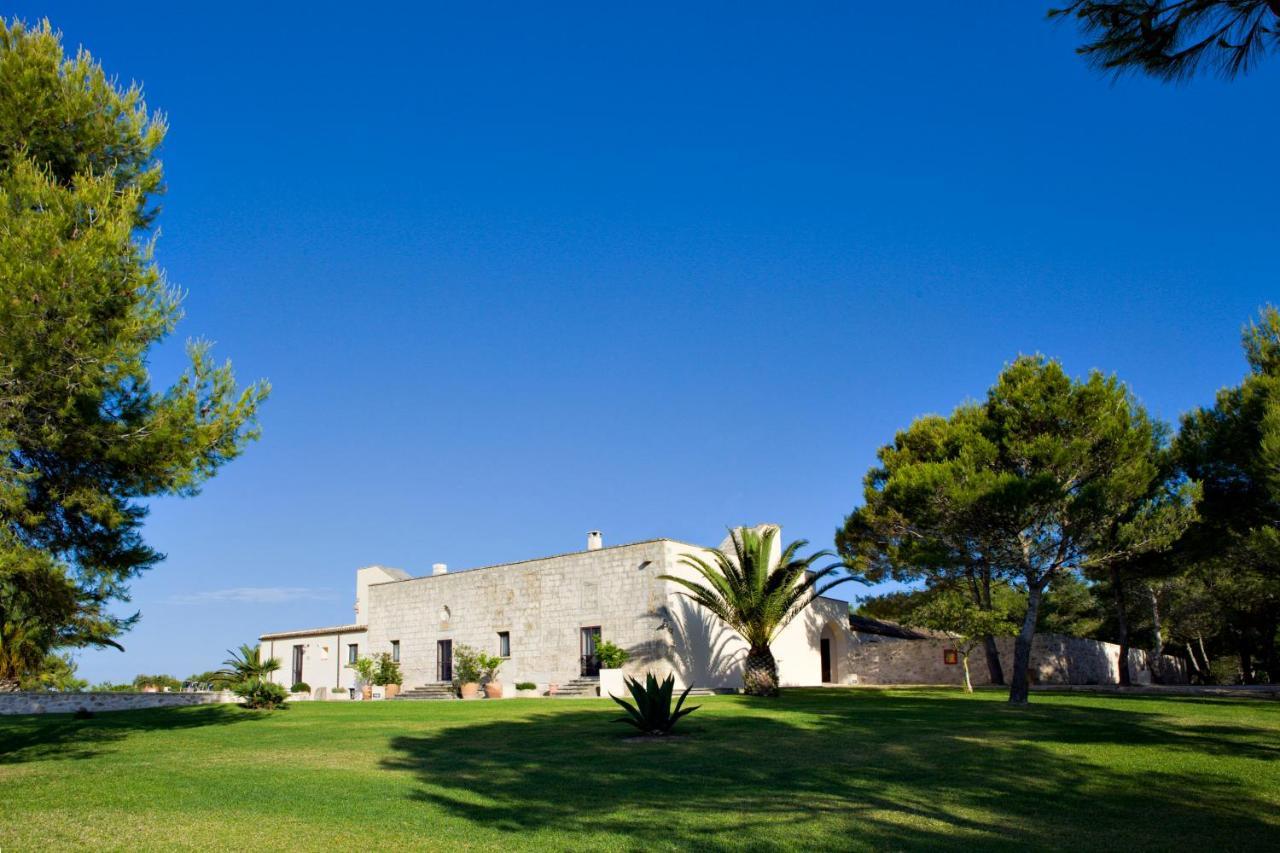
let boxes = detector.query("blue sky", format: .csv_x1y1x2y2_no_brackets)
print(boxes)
18,3,1277,683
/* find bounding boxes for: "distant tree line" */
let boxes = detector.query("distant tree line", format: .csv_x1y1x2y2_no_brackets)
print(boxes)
840,308,1280,701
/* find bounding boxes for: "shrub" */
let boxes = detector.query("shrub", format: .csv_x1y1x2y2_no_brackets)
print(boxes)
290,682,311,694
72,708,94,720
346,655,377,685
452,645,484,684
234,679,289,710
515,681,537,691
132,673,182,692
609,672,700,736
595,640,629,669
373,653,402,687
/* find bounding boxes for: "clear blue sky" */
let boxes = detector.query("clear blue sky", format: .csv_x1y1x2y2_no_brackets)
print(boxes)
20,3,1277,684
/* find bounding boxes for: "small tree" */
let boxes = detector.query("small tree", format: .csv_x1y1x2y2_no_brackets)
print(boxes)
904,593,1018,692
452,645,484,686
595,639,630,669
372,652,402,687
218,644,280,685
662,526,852,697
346,655,377,686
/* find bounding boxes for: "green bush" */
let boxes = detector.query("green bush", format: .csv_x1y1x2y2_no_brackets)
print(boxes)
373,653,402,687
515,681,537,691
452,645,484,684
346,655,377,685
234,680,289,710
595,640,629,669
609,672,699,736
1207,657,1242,685
290,682,311,694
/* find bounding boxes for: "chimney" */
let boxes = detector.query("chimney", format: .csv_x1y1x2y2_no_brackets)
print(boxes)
586,531,603,551
432,563,448,576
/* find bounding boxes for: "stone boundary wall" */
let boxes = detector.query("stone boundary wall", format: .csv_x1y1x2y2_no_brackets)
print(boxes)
845,634,1188,686
0,690,241,716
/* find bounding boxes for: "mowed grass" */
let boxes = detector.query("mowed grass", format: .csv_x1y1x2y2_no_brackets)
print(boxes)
1,689,1277,851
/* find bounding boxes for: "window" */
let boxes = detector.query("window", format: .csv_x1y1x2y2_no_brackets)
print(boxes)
497,631,510,658
348,643,358,664
391,640,400,662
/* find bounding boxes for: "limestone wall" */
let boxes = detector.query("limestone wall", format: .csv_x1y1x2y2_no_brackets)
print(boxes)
0,690,240,716
365,540,675,691
841,634,1188,686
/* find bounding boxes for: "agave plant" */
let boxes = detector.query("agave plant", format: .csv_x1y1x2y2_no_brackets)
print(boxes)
609,672,700,736
661,525,852,697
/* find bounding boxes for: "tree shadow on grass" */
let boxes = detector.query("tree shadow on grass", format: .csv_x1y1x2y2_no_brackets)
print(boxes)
382,690,1279,851
0,704,267,765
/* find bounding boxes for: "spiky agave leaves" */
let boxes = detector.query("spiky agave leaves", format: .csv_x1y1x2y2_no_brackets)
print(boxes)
609,672,700,736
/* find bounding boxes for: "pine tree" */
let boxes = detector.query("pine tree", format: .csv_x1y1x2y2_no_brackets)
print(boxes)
0,20,268,688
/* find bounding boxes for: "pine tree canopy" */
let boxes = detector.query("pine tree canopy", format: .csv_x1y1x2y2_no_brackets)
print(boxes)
0,19,268,683
1052,1,1280,81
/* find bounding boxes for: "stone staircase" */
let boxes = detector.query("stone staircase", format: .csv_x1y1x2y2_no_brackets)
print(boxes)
553,677,600,697
393,683,456,701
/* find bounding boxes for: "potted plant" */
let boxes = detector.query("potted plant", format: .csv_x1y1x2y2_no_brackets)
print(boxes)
479,651,504,698
453,645,483,699
346,655,377,700
373,652,402,699
515,681,538,696
595,639,630,700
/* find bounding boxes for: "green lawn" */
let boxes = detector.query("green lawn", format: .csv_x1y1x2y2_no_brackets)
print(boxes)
1,689,1277,851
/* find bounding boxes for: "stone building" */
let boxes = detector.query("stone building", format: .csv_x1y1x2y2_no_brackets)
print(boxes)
260,527,856,696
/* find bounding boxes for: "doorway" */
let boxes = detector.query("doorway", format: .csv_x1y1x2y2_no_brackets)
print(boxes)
820,638,832,684
292,644,304,686
436,639,453,682
580,626,601,677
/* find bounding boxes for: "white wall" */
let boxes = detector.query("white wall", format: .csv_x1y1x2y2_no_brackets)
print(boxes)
260,628,367,692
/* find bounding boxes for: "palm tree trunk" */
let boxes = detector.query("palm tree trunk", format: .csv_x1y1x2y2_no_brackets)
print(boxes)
744,645,779,697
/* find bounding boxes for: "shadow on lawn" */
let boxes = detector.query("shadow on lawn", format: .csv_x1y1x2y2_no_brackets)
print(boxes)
0,704,263,765
382,690,1279,851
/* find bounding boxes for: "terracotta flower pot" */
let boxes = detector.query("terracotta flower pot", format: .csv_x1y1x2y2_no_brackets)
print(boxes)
484,682,503,699
361,684,373,701
383,684,399,699
460,681,480,699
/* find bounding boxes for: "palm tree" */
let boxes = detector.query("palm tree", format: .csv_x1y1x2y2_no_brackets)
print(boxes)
219,643,280,685
660,526,853,697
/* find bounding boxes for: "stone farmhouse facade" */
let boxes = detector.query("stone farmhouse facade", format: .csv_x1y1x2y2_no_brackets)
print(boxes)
260,527,857,696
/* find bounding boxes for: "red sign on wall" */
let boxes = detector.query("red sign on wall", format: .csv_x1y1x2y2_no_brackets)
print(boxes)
943,649,959,665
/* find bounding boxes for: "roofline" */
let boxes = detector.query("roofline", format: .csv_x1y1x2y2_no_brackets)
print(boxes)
259,624,367,641
367,538,710,589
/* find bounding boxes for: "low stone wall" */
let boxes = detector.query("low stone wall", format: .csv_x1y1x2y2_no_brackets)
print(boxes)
0,690,241,715
844,634,1188,687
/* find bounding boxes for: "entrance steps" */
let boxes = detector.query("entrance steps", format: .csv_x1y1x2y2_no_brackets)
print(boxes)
394,683,456,700
553,677,600,697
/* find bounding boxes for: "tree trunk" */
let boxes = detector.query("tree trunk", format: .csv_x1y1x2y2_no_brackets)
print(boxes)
961,652,973,693
1239,637,1255,685
1149,585,1164,657
1262,611,1279,685
743,644,779,697
1111,566,1132,687
1008,585,1043,705
968,566,1005,685
982,635,1005,685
